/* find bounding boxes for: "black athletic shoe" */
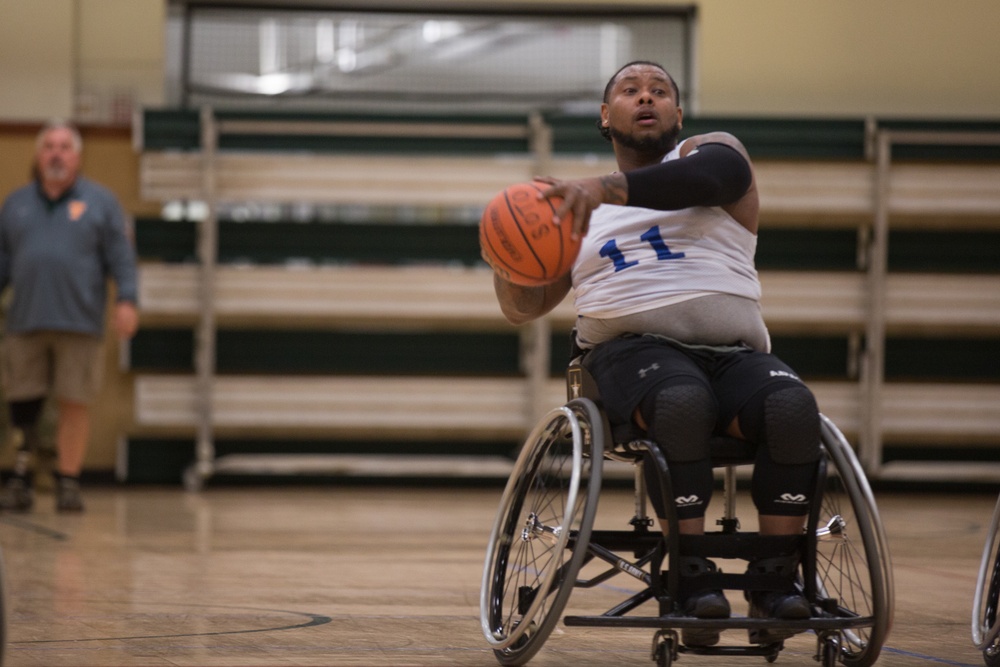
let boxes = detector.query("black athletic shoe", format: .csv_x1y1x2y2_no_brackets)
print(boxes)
677,557,731,647
0,476,34,512
750,590,811,619
681,588,731,646
56,476,85,512
747,590,811,644
745,555,810,645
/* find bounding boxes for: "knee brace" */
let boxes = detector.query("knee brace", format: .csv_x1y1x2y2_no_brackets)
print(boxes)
9,398,45,430
641,383,718,463
740,384,821,465
764,386,821,465
639,383,717,520
743,384,821,516
8,398,45,453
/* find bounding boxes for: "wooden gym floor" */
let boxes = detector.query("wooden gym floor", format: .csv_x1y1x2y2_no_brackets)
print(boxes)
0,479,993,667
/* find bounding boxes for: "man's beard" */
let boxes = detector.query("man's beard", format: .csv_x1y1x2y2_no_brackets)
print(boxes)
41,162,69,182
609,121,681,156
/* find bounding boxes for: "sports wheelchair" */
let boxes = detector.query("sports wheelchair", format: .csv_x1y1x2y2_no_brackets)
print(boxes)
481,359,894,667
973,491,1000,666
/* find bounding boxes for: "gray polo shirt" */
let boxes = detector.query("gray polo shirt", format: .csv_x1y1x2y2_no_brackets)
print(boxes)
0,176,138,336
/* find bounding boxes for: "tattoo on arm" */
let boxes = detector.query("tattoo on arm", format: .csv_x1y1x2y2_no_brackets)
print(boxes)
495,273,544,321
510,284,543,312
599,173,628,205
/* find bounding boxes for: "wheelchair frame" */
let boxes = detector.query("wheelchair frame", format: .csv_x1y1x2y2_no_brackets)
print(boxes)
481,364,894,667
973,492,1000,666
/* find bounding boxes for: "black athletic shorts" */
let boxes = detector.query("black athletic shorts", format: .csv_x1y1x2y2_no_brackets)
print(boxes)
580,335,807,433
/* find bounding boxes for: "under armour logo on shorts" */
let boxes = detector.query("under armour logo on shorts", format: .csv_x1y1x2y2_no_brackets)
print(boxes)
638,363,660,378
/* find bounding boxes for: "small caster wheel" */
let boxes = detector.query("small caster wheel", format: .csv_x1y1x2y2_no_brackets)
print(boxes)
818,632,840,667
651,630,678,667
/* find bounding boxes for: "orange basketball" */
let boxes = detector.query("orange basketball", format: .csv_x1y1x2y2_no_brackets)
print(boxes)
479,181,580,287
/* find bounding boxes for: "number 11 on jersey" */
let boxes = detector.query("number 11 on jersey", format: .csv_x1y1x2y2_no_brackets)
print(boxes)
599,225,686,272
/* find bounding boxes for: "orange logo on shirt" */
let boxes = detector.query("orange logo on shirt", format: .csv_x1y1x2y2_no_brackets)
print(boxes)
68,200,87,221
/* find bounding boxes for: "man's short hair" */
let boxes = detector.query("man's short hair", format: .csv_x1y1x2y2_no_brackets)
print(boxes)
36,119,83,153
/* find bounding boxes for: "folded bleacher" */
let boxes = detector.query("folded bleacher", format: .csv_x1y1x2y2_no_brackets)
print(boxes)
125,110,1000,486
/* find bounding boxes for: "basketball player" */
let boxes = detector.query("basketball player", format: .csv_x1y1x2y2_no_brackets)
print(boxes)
489,61,820,647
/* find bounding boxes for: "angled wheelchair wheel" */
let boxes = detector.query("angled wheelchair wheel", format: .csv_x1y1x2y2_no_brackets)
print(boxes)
481,398,604,666
807,416,894,667
0,547,6,667
972,493,1000,664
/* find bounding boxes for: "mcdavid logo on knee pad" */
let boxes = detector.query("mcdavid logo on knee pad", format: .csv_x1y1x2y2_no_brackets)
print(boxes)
675,495,702,508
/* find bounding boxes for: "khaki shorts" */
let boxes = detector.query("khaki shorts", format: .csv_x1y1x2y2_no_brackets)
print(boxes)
1,332,105,404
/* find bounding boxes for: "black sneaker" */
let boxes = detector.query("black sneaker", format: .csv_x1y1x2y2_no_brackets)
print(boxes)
677,557,731,647
56,476,85,512
746,554,810,645
680,588,731,647
0,476,34,512
747,588,811,644
749,590,811,619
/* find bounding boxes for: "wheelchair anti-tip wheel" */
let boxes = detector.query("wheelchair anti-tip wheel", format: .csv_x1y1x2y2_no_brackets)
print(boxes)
973,492,1000,666
481,398,604,667
808,416,894,667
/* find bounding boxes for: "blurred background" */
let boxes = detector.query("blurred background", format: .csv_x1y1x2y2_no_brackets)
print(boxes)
0,0,997,490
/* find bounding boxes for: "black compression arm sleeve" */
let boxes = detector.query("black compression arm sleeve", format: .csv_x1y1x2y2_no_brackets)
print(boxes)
624,142,752,211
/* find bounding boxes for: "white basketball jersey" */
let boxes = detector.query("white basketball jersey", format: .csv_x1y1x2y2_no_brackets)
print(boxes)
571,142,761,319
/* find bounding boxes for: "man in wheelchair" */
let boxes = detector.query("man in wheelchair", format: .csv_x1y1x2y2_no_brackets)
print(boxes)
489,61,821,648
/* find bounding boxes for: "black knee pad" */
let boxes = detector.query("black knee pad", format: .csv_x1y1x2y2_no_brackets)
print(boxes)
763,386,821,465
642,383,717,463
9,398,45,429
741,384,821,466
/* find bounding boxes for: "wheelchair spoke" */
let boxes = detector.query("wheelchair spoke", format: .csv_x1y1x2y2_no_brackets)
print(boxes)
818,540,874,613
817,550,875,654
481,400,603,663
810,421,892,667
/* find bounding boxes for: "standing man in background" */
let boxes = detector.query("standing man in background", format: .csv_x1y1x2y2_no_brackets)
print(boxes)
0,120,139,512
